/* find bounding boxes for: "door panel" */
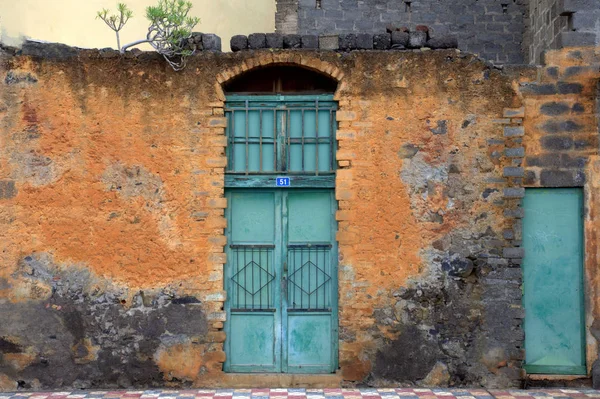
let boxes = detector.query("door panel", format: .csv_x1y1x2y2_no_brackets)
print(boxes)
287,314,332,368
284,191,336,373
225,189,337,373
230,192,275,243
226,191,280,372
522,188,586,375
230,313,276,369
287,192,332,242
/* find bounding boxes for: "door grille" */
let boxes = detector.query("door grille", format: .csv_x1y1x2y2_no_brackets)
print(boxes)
287,244,332,311
229,245,275,311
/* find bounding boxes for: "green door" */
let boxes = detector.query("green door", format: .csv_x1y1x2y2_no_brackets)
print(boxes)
224,189,338,373
522,188,586,375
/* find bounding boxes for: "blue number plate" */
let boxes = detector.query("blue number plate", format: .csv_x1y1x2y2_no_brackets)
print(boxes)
276,177,290,187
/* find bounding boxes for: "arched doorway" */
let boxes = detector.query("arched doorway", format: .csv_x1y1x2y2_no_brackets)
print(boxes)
222,65,339,373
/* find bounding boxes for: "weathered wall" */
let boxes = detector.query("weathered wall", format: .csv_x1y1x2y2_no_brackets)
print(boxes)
275,0,527,64
0,42,598,390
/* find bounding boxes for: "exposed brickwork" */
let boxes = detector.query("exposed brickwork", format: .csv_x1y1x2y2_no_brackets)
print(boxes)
520,48,600,187
276,0,527,64
526,0,600,64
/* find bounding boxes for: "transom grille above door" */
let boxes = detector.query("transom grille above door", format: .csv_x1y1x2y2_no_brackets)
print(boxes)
224,95,337,188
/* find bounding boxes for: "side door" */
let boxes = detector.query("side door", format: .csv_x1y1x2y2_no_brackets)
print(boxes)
522,188,586,375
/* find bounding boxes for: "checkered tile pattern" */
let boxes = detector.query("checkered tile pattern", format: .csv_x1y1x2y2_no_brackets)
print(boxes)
1,389,599,399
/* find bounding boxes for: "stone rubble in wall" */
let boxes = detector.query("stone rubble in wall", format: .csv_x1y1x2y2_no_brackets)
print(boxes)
4,26,458,61
231,25,458,52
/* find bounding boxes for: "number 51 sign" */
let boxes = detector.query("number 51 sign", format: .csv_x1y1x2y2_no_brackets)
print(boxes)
276,177,291,187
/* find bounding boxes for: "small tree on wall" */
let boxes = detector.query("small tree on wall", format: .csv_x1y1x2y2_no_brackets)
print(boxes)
97,0,200,71
97,3,134,51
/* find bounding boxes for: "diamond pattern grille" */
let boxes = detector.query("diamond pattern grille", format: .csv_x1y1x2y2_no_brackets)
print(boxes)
231,261,275,296
288,260,331,295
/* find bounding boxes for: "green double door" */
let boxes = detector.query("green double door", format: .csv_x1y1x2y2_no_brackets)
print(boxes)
522,188,586,374
224,189,338,373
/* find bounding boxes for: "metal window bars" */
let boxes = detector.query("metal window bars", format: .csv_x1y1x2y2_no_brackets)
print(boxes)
287,243,332,311
225,97,337,176
230,245,275,311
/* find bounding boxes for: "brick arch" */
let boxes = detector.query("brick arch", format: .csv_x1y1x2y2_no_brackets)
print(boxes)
214,53,346,101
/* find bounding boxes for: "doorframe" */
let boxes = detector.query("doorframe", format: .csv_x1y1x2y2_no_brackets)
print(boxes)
223,188,339,373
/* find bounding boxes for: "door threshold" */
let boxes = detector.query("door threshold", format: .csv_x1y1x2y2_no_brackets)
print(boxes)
216,372,343,388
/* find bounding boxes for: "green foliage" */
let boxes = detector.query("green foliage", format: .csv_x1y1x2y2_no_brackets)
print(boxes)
97,3,133,33
100,0,201,71
96,3,133,49
145,0,200,55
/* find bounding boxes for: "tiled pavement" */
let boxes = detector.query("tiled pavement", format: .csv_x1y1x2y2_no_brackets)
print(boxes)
1,389,599,399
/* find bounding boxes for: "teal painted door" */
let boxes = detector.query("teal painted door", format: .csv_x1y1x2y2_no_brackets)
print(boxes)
522,188,586,375
224,189,338,373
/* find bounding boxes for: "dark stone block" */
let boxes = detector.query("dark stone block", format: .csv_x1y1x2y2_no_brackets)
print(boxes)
519,83,557,95
503,188,525,198
541,136,573,150
572,103,585,113
356,33,373,49
503,247,524,258
0,180,16,199
429,120,447,135
574,138,596,149
283,34,302,49
442,254,474,278
504,126,524,137
524,170,536,185
540,102,570,116
540,170,584,187
248,33,267,49
373,33,391,50
230,35,248,52
201,34,221,51
408,31,427,48
505,147,525,157
593,359,600,389
546,67,559,78
391,31,409,47
557,82,583,94
504,208,524,218
266,33,284,48
319,35,339,50
560,31,598,47
301,34,319,49
426,36,458,49
21,41,78,60
339,34,357,51
541,120,582,133
526,154,587,168
503,229,515,240
503,167,524,177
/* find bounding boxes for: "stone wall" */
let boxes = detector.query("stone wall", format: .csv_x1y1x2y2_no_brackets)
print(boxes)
526,0,600,65
0,41,599,390
275,0,527,64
